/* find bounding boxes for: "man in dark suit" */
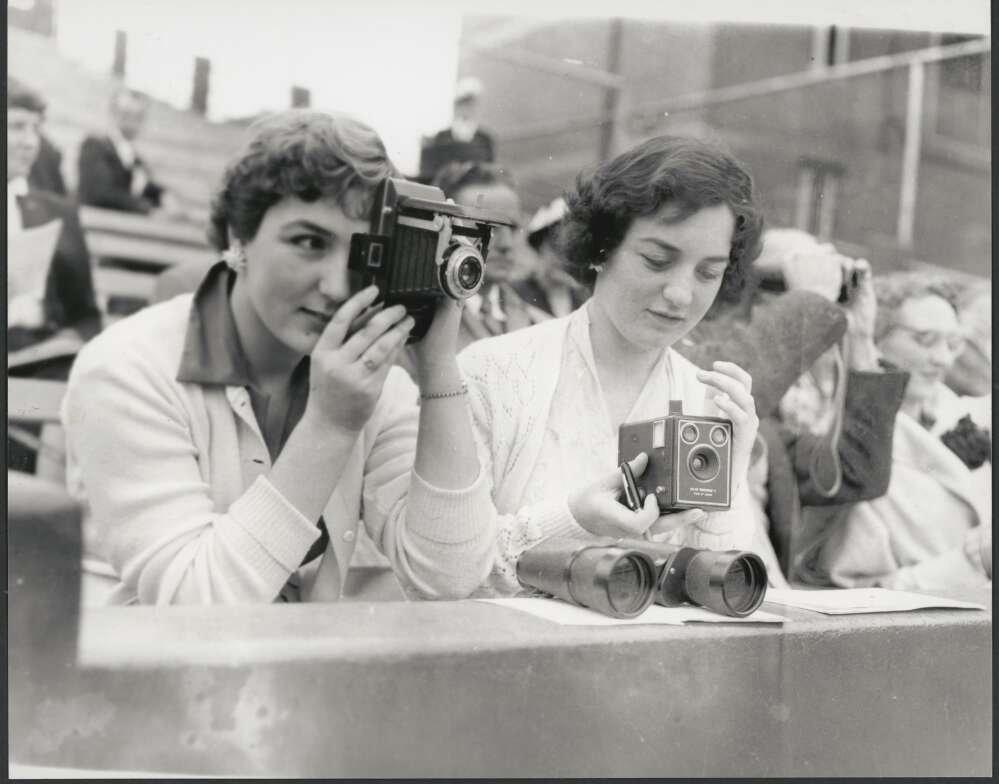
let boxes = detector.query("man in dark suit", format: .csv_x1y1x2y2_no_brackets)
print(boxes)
8,81,103,472
8,81,102,357
418,77,495,183
77,86,165,214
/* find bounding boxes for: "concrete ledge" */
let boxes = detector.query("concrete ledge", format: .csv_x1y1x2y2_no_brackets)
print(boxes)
9,591,991,778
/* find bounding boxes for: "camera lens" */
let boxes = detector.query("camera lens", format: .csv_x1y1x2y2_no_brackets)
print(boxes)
606,555,656,617
684,550,768,617
441,244,485,299
687,445,721,483
456,257,483,291
681,423,699,443
709,426,729,446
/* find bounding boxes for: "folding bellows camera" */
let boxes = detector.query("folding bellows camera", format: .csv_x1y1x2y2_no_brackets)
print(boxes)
348,177,514,342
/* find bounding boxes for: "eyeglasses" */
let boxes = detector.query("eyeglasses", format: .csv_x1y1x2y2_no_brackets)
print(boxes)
891,325,967,353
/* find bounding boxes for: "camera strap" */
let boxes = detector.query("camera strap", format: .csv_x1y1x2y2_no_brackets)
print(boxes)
807,336,847,498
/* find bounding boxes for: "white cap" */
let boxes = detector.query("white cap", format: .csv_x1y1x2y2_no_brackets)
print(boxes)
527,197,568,240
455,76,484,102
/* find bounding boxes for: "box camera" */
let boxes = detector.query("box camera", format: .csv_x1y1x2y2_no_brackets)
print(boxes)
618,400,732,513
348,177,514,342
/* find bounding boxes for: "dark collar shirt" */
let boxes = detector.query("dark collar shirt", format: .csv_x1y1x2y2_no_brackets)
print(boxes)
175,261,329,568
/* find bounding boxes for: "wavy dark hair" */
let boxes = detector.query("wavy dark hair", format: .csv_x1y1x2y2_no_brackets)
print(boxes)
559,135,764,303
208,110,398,250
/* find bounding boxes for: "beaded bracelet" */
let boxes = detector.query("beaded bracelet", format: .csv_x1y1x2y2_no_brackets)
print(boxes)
420,381,468,401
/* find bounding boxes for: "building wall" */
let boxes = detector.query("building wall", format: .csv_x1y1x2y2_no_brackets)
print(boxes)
457,17,990,279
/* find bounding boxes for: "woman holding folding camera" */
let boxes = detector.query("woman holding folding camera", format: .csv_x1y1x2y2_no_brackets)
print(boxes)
460,135,766,595
63,110,495,605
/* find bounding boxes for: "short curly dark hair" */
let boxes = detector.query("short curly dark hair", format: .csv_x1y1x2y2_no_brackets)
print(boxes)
560,135,764,303
208,110,398,251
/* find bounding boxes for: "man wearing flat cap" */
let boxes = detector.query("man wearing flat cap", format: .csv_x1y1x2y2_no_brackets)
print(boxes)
419,76,496,183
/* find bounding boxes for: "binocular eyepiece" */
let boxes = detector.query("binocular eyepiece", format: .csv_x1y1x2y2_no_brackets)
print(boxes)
516,537,767,619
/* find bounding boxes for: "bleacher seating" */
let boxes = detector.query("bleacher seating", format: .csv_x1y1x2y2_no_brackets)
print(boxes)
9,28,245,214
80,206,213,305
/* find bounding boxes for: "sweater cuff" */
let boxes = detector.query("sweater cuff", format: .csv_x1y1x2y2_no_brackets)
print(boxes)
533,496,583,541
228,476,320,572
407,467,493,545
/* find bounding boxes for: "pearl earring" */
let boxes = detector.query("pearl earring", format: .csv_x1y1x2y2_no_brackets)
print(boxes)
222,242,247,272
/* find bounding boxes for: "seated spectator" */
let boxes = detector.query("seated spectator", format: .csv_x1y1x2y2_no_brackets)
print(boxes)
77,86,168,214
681,229,908,581
7,81,101,473
432,162,550,350
418,77,495,183
62,110,495,605
946,283,991,398
809,271,991,591
458,135,765,596
512,197,589,318
7,80,101,363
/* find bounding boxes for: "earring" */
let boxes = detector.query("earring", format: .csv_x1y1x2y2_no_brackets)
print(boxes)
589,263,604,273
222,241,247,272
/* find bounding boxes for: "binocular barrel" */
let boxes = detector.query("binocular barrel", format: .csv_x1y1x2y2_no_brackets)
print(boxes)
517,537,768,619
618,539,768,618
516,539,658,619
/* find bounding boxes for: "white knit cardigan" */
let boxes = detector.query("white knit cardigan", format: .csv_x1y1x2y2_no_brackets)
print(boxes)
459,304,758,596
62,294,495,605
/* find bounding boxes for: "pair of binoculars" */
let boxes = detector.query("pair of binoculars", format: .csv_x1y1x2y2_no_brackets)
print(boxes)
516,537,767,619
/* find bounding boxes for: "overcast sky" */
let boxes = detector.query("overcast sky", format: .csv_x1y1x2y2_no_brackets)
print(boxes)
51,0,990,173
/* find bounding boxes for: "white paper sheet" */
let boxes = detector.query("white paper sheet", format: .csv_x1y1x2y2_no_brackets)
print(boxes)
764,588,987,614
7,218,62,301
477,597,784,626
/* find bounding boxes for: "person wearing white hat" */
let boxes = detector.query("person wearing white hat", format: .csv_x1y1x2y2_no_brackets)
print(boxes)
512,196,590,318
418,76,495,182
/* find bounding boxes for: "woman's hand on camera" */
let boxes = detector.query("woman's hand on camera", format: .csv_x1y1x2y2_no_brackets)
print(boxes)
695,361,759,496
569,453,707,539
305,285,414,433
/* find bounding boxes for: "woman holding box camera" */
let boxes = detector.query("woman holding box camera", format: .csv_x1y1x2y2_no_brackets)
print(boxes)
460,135,767,595
62,110,495,605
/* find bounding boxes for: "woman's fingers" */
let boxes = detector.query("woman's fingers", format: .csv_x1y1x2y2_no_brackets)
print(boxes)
712,360,753,393
599,491,659,537
712,393,753,425
603,451,648,493
314,285,381,350
696,366,756,416
340,303,410,360
358,315,415,371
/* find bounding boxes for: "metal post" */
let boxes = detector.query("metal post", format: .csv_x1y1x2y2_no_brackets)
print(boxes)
190,56,210,116
599,18,625,161
112,30,127,78
897,61,925,249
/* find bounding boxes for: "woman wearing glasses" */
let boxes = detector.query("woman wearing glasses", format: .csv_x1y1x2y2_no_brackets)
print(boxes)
811,271,991,591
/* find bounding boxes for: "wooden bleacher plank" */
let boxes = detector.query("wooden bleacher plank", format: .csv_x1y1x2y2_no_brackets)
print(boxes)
8,377,67,424
79,206,210,249
92,266,160,303
87,233,209,269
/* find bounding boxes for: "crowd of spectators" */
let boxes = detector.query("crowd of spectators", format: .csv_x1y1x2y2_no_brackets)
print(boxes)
7,69,991,606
